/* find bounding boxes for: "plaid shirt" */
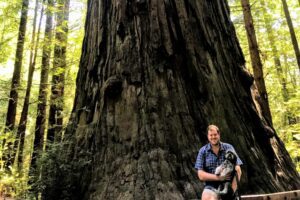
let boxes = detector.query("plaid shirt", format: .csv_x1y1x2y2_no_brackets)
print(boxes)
194,142,243,188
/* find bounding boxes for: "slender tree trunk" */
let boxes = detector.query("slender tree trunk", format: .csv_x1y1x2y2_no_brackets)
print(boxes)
260,0,294,125
281,0,300,72
46,1,300,199
2,0,29,170
241,0,273,126
13,0,45,170
5,0,29,131
48,0,70,143
30,0,54,179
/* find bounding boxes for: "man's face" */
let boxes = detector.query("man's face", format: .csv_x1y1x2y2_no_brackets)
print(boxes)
207,128,220,145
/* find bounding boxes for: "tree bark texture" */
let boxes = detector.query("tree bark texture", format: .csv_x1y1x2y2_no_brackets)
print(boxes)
49,0,300,199
30,0,54,175
240,0,273,126
281,0,300,72
48,0,70,142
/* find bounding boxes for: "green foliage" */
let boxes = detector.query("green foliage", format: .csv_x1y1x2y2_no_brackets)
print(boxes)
278,123,300,171
28,138,92,200
0,127,29,199
0,0,86,197
229,0,300,172
0,167,29,199
0,0,21,64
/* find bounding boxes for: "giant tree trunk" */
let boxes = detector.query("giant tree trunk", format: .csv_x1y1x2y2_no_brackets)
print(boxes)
48,0,70,142
48,0,300,199
240,0,273,126
281,0,300,72
30,0,54,176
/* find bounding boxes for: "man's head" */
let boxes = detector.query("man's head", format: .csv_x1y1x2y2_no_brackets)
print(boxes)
207,124,220,146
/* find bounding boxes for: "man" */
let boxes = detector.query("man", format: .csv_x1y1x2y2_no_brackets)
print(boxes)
195,125,243,200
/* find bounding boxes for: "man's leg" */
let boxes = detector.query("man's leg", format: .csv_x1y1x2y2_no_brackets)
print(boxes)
201,189,219,200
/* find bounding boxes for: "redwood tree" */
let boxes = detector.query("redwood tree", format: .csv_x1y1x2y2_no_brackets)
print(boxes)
46,0,300,199
281,0,300,72
30,0,54,176
5,0,29,131
2,0,29,170
13,0,44,170
240,0,273,126
48,0,70,142
260,0,293,125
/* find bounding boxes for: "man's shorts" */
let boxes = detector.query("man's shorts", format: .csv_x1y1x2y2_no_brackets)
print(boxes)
203,186,220,199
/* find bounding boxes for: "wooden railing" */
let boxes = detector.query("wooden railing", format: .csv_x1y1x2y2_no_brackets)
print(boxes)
241,190,300,200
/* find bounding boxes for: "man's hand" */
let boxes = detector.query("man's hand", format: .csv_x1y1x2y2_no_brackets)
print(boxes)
198,170,231,182
217,173,231,181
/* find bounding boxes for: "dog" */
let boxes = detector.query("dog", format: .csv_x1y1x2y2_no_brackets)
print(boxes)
214,150,237,198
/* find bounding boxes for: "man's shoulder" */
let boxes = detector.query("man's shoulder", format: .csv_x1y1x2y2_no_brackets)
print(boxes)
221,142,234,149
199,143,210,153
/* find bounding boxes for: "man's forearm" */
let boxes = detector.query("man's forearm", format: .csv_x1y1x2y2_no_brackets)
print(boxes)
232,165,242,191
197,170,220,181
235,165,242,181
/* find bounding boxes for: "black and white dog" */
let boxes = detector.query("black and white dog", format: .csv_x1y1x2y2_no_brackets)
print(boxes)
214,150,237,198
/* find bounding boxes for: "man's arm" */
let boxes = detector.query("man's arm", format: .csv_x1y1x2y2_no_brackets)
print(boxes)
235,165,242,181
232,165,242,191
198,170,229,182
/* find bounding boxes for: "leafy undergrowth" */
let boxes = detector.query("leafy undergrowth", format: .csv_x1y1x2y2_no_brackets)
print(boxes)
0,168,28,199
278,124,300,172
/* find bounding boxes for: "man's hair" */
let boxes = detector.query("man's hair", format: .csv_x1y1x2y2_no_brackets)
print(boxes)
207,124,220,134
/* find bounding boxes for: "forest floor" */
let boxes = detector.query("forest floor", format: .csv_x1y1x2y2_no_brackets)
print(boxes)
0,195,14,200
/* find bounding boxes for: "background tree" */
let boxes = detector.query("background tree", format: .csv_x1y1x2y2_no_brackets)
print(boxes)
48,0,70,142
0,0,85,197
46,0,300,199
0,0,21,65
30,0,54,179
2,0,29,170
259,0,295,126
5,0,29,132
281,0,300,72
13,0,45,170
0,0,22,171
229,0,300,172
240,0,273,125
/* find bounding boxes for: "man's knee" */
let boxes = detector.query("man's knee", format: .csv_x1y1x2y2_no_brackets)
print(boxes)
202,189,219,200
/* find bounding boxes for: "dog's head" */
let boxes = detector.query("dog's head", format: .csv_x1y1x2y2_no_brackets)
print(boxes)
225,150,237,164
